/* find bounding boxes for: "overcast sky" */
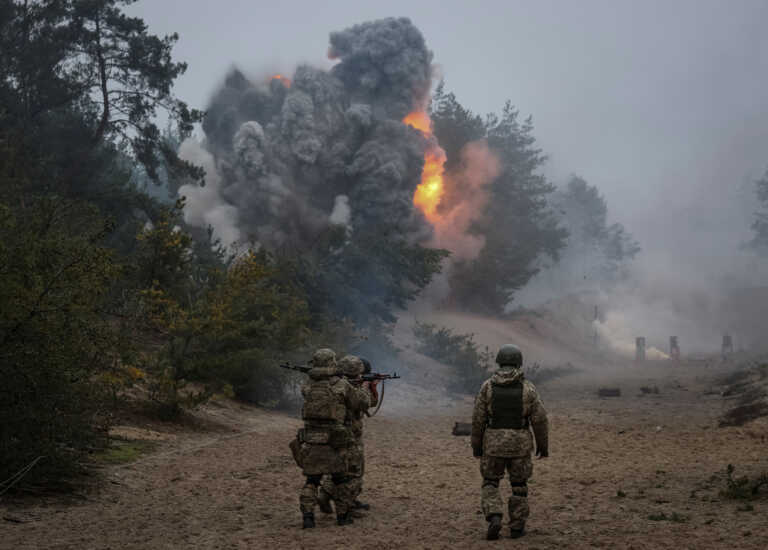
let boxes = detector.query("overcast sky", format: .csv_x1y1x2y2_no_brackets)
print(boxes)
130,0,768,288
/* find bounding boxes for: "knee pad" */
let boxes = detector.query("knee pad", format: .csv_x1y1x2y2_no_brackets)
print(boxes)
510,481,528,497
482,478,500,489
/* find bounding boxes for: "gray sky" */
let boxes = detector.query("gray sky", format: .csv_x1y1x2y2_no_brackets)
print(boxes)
130,0,768,288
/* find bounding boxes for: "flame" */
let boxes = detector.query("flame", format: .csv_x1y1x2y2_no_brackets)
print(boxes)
403,111,432,134
404,111,446,222
271,74,291,88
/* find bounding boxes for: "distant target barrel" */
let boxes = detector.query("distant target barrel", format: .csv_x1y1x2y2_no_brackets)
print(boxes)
722,333,733,359
670,336,680,360
635,337,646,361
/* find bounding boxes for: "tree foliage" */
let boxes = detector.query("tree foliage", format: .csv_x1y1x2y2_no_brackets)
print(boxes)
750,171,768,254
135,246,314,416
290,226,450,326
413,322,493,394
431,84,567,313
0,0,202,186
0,198,121,481
551,176,640,282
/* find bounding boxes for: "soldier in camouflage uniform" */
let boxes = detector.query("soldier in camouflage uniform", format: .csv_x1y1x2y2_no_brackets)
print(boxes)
292,349,370,528
317,355,378,515
471,344,548,540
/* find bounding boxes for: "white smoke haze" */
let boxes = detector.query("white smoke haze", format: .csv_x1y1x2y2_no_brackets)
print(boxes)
178,138,241,248
329,194,352,228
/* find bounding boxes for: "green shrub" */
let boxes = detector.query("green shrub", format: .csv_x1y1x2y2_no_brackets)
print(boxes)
413,322,493,393
0,199,120,485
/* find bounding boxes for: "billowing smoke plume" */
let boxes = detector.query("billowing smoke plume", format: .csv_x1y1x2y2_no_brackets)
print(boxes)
431,140,500,261
179,17,438,252
328,18,434,118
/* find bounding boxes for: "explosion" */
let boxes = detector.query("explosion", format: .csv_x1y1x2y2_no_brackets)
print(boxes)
180,16,496,267
270,74,291,87
404,111,447,223
180,17,435,251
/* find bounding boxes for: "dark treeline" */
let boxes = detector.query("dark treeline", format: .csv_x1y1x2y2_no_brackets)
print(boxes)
0,3,638,487
0,2,445,487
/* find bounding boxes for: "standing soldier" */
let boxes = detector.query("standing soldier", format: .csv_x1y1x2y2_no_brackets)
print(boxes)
292,349,369,528
471,344,548,540
317,356,379,514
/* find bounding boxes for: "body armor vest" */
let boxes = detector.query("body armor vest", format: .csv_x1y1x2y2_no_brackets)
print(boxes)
489,382,525,429
302,379,346,423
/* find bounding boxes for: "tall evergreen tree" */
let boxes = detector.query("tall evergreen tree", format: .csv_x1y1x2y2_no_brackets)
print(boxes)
431,86,568,313
750,170,768,255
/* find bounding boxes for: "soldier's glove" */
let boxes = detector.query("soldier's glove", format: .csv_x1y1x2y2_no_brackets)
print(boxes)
536,448,548,459
473,446,483,458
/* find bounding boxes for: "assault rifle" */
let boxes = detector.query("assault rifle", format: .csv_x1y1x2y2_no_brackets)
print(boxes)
280,360,399,417
356,372,400,383
279,362,311,374
278,362,400,383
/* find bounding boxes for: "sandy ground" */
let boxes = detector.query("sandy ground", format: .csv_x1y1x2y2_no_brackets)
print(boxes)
2,361,767,550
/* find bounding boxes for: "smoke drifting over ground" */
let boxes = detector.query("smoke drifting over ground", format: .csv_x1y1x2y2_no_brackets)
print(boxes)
179,18,439,252
515,182,768,357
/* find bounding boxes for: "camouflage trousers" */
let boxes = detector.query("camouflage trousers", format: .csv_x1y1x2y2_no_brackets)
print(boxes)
480,455,533,529
320,440,364,507
298,442,355,515
301,473,356,515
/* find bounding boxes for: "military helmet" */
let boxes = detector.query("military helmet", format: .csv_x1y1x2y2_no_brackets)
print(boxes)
359,356,372,375
312,348,337,368
496,344,523,367
338,355,364,377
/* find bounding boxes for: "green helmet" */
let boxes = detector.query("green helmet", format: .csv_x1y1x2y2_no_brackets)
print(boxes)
312,348,337,368
338,355,364,377
496,344,523,367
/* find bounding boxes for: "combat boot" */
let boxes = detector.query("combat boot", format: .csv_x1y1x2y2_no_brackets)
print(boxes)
317,488,333,514
302,512,315,529
336,512,354,526
509,525,525,539
353,499,370,510
486,514,502,540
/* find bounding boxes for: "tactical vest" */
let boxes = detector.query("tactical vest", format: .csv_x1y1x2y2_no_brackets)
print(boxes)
489,382,525,429
302,379,347,423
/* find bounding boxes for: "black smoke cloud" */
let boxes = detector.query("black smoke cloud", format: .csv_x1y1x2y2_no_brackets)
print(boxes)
180,17,435,250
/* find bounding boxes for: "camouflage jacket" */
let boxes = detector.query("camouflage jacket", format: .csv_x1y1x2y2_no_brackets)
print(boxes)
471,367,548,458
343,382,377,439
300,367,369,430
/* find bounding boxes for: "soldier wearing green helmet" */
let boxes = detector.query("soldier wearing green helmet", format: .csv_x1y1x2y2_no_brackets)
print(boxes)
471,344,549,540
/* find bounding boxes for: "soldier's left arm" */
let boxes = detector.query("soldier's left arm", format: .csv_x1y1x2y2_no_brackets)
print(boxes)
525,381,549,457
470,382,490,456
344,379,370,412
365,381,379,408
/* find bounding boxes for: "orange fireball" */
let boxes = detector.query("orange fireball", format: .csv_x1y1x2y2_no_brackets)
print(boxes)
404,111,446,223
271,74,291,88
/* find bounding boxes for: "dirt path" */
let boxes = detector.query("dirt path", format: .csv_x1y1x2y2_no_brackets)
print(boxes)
2,362,767,549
